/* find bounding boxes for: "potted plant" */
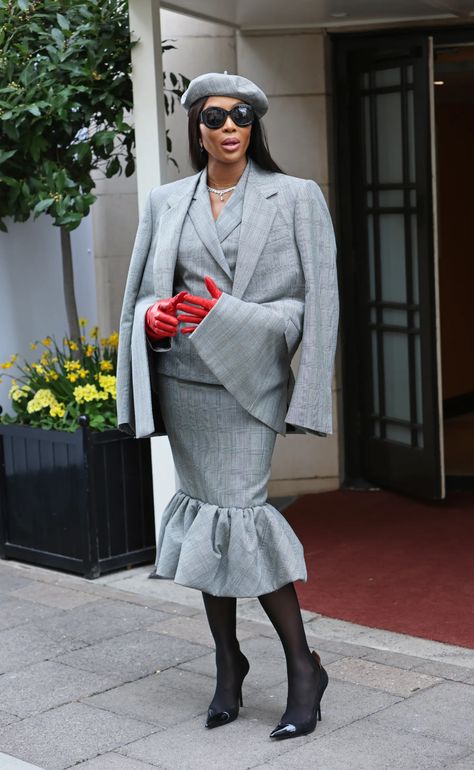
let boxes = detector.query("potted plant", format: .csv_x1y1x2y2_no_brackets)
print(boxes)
0,322,155,578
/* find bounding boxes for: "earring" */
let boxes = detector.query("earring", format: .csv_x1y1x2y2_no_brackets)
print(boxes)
199,140,205,153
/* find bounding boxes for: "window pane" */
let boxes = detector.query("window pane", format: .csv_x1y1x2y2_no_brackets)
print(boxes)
378,190,404,208
379,214,407,302
407,89,416,184
372,330,380,413
386,423,411,445
375,67,401,88
367,213,376,300
364,96,372,183
383,309,408,326
383,331,410,421
411,214,419,303
376,92,403,183
415,333,423,425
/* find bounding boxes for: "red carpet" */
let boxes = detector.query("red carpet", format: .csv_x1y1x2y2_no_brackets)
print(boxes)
284,489,474,648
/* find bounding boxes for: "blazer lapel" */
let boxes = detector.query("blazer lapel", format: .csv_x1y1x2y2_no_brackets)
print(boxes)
232,163,279,299
153,175,200,298
188,192,233,280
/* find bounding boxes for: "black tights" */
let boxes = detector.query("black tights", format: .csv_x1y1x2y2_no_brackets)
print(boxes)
202,583,319,722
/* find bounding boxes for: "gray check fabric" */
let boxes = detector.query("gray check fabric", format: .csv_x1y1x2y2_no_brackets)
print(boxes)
153,373,307,596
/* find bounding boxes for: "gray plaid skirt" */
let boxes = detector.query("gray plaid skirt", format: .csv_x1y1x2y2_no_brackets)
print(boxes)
153,373,307,597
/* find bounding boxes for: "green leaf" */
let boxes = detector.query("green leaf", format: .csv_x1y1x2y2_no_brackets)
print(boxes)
17,0,29,11
27,105,41,117
51,27,64,48
33,198,54,216
0,149,17,164
56,13,70,31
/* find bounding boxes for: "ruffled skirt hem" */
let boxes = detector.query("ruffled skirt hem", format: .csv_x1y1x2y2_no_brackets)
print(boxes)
154,489,308,598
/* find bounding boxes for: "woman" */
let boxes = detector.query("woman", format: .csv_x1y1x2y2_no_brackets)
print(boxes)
116,72,339,740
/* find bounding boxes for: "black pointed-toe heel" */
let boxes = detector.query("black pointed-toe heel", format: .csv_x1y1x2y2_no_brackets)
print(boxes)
205,653,250,729
269,650,328,740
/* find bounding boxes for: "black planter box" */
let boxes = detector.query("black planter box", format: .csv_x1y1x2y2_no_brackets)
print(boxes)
0,421,156,578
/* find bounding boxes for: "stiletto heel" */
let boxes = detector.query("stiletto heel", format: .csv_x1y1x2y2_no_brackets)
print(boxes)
205,652,249,729
269,650,328,740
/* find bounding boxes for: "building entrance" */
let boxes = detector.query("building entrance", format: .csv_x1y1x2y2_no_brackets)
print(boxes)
333,26,474,500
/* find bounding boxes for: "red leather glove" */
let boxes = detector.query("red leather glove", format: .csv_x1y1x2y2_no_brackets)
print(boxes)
176,276,223,334
145,291,187,341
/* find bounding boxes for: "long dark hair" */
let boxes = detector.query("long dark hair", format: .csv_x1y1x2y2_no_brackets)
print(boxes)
187,96,285,174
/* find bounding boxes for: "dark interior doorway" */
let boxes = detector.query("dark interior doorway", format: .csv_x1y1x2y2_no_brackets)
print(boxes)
434,44,474,485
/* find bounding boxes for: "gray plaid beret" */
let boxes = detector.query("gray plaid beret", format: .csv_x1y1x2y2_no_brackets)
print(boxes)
180,72,268,118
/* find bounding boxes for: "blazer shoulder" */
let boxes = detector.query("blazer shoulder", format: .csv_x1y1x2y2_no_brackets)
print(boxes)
148,172,201,209
276,173,323,201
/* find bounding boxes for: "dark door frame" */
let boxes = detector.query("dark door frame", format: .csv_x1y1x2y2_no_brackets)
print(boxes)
330,23,474,491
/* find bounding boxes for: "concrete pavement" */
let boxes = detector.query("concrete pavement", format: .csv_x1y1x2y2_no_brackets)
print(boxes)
0,559,473,770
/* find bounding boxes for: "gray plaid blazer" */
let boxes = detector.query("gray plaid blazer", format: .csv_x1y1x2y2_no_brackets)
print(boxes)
116,159,339,439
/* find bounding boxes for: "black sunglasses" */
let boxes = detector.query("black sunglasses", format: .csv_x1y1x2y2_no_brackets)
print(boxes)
199,103,255,129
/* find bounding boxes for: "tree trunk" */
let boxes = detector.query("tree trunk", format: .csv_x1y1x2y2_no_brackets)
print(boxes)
60,226,80,342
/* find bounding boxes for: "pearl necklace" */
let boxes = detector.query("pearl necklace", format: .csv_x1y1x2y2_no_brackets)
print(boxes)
207,185,237,202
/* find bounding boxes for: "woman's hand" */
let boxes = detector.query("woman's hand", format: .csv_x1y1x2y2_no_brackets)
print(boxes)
177,276,223,334
145,291,187,340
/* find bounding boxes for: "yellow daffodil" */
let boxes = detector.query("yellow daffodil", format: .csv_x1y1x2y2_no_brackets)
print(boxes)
90,326,99,339
1,361,13,370
108,332,119,348
10,354,18,363
67,373,79,383
41,337,52,346
84,344,95,357
99,360,113,372
80,335,86,344
30,342,38,350
79,318,89,327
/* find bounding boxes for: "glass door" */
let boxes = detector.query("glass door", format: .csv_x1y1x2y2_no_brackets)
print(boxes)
335,34,445,499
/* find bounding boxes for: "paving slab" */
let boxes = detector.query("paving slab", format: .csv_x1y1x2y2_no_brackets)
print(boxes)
358,648,425,670
368,680,474,747
325,656,442,696
56,629,210,682
0,571,36,594
0,710,21,726
412,659,474,683
0,623,85,674
84,667,213,727
69,754,160,769
0,702,159,770
96,570,205,611
244,676,403,733
0,660,118,717
147,612,262,648
120,711,310,770
0,753,45,770
10,582,102,610
304,616,474,668
440,754,474,770
32,599,171,645
177,634,341,691
0,594,65,632
252,721,468,770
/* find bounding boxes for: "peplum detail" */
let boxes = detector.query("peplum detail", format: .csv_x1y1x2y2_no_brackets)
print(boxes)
155,490,307,597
